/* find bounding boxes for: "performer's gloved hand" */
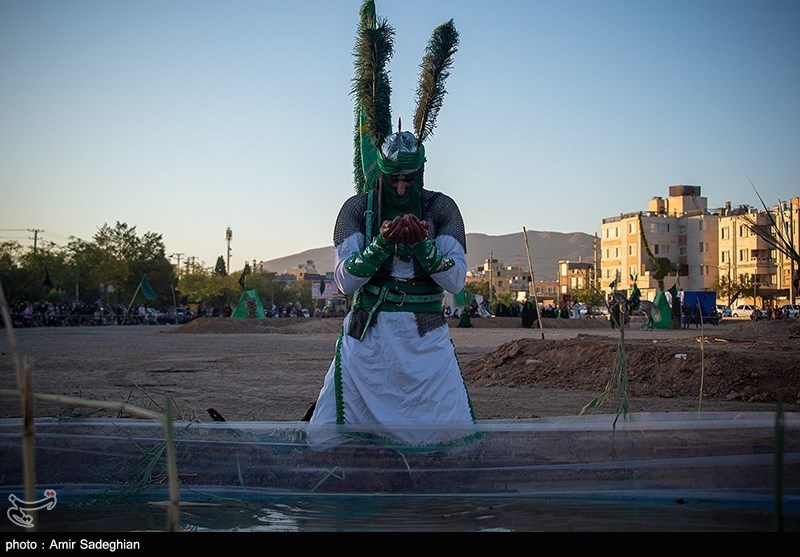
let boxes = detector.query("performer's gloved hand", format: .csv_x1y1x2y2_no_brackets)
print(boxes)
402,214,429,246
344,228,394,278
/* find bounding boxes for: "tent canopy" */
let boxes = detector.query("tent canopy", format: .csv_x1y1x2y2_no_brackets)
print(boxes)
232,290,266,319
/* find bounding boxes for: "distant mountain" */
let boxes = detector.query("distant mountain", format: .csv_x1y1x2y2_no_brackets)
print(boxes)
260,230,596,281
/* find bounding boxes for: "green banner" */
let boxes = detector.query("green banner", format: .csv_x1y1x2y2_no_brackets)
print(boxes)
454,290,474,307
140,274,156,301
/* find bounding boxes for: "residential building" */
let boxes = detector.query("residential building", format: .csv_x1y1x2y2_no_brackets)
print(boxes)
557,259,594,302
600,185,798,306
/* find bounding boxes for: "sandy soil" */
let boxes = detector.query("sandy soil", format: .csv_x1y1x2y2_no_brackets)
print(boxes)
1,315,798,422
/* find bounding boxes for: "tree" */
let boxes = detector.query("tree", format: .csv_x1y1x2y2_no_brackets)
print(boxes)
638,213,674,291
711,274,742,307
215,256,227,276
464,281,490,300
91,222,173,306
572,284,605,311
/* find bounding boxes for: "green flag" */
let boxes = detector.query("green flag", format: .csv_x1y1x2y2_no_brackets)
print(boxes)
454,290,474,307
43,268,55,289
140,274,156,301
358,107,380,193
238,263,251,290
668,283,678,299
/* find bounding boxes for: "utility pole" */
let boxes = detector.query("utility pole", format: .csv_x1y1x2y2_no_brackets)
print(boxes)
28,228,44,253
171,253,184,277
225,227,233,274
488,249,493,306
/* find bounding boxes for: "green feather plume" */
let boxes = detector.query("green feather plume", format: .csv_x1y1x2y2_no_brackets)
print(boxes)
352,0,394,192
413,19,459,143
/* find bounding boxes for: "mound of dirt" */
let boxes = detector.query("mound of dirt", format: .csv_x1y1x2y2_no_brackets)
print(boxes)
461,319,800,406
171,315,609,334
168,316,800,407
171,316,344,335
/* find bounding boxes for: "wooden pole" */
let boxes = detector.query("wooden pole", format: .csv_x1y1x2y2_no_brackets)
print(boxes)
523,227,545,340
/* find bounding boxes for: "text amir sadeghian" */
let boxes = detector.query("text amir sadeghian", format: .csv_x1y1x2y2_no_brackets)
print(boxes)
7,538,141,551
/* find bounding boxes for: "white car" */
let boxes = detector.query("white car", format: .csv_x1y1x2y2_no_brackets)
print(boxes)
731,304,767,319
716,304,732,317
780,304,800,317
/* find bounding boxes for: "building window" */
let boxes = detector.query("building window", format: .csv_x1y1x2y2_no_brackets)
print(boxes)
615,247,620,257
629,265,637,278
739,225,747,237
721,227,729,240
615,227,619,237
629,222,635,234
628,244,636,255
721,251,728,263
739,249,747,261
679,225,687,235
699,220,705,231
679,246,687,256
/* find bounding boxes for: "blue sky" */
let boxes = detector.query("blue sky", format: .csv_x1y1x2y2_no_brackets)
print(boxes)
2,0,798,272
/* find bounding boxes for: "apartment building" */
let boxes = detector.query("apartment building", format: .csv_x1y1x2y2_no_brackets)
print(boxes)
465,256,560,303
557,259,594,302
465,257,529,295
601,185,798,305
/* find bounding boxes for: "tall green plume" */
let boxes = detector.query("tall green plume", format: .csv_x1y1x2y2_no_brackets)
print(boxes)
413,19,459,143
352,0,394,193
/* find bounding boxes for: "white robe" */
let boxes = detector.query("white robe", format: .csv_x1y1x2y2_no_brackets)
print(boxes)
308,196,477,449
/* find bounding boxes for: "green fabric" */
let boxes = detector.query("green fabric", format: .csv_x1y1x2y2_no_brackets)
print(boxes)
381,178,423,262
140,274,156,301
344,234,394,278
232,289,266,319
411,238,454,274
652,291,673,329
356,280,444,314
381,179,422,222
358,107,381,192
43,268,55,289
454,290,474,307
376,144,426,174
668,283,678,299
238,263,250,290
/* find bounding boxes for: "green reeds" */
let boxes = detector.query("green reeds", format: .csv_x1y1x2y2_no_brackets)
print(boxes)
581,291,630,428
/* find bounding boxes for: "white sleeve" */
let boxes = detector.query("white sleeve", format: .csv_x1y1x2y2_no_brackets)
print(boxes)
428,234,467,294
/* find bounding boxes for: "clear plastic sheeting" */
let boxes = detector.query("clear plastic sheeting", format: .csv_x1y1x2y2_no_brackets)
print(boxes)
0,412,798,531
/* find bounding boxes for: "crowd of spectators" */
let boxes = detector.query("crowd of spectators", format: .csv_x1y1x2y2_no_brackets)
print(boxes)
2,300,315,328
1,301,191,328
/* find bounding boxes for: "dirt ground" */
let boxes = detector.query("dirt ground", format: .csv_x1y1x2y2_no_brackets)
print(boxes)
1,314,798,422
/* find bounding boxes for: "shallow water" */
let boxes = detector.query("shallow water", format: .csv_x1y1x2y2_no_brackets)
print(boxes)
2,414,798,532
4,489,797,532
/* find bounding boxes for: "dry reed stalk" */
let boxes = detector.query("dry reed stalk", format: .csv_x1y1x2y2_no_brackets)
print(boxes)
697,299,705,413
1,276,182,531
0,280,38,530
